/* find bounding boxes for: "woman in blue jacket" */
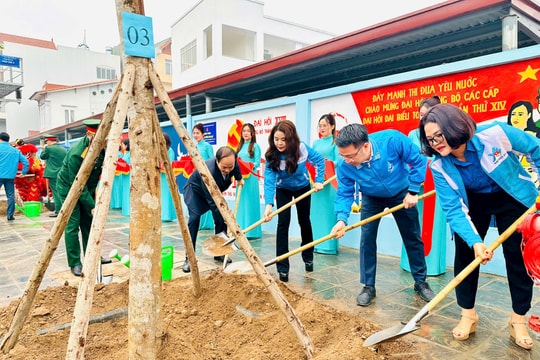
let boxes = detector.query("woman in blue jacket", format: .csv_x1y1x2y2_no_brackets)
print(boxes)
263,120,325,282
419,103,539,350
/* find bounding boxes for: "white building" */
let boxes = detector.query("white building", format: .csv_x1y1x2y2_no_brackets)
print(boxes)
29,79,118,131
1,0,334,140
170,0,335,89
0,33,121,139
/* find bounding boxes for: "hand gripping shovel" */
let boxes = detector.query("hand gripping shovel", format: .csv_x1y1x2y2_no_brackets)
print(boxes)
226,190,436,273
263,190,435,266
202,175,337,256
362,203,537,347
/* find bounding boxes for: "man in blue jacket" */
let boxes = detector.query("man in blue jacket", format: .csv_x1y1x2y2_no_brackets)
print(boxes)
331,123,435,306
0,132,29,221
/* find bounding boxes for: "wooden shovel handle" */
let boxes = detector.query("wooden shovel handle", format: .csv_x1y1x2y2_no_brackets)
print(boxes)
265,189,436,266
223,175,337,246
426,203,537,312
257,174,336,226
233,183,243,216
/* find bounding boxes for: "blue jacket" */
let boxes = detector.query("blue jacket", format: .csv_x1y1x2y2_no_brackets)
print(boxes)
334,129,427,224
0,142,29,178
264,142,325,205
430,121,540,248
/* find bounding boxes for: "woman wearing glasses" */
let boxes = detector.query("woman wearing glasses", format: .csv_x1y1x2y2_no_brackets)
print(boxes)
419,103,540,349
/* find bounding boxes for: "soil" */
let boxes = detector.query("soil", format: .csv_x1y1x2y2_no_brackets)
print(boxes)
0,271,421,359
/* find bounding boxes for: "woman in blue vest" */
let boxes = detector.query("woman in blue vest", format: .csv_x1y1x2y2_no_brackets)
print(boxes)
419,103,539,350
263,120,325,282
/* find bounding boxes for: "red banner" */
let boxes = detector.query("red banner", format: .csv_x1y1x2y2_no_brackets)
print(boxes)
351,58,540,134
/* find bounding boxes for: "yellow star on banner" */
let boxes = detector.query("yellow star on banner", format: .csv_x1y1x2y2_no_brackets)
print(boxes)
518,65,539,83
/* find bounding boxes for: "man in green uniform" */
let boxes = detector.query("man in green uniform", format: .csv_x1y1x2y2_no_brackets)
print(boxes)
39,134,67,217
56,119,111,276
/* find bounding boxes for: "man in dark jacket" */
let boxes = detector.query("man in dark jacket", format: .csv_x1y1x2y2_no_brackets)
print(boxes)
182,146,244,272
56,119,110,276
40,134,67,217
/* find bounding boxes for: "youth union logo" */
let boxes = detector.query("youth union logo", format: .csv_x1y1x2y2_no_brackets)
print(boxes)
488,147,503,164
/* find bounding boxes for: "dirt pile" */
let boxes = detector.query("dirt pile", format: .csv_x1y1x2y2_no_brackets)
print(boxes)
0,271,421,359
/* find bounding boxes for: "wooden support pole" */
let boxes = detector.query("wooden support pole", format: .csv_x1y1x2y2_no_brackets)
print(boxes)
148,65,314,358
150,111,202,296
65,63,136,360
0,82,122,354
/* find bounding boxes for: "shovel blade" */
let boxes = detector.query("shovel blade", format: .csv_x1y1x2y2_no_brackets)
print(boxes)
363,322,420,347
202,235,238,256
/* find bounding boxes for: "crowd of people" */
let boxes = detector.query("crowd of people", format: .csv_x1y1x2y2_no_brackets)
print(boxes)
2,97,539,349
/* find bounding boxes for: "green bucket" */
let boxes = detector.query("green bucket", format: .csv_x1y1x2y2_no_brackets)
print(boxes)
16,201,42,217
161,246,174,281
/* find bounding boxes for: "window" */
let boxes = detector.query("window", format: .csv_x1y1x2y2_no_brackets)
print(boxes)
203,25,213,59
222,25,255,61
96,66,116,80
181,40,197,72
264,34,307,60
165,59,172,76
64,108,75,124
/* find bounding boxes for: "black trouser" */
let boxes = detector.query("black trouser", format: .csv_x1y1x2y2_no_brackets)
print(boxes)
275,184,314,274
184,185,227,252
454,190,533,315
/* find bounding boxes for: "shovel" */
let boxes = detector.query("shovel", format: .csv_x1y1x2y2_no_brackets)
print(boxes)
264,190,436,267
225,190,436,273
202,175,337,255
223,183,242,270
362,203,537,347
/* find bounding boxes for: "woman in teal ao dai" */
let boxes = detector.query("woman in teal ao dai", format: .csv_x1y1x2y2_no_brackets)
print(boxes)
236,123,262,238
311,114,339,254
161,133,177,222
120,139,131,217
192,123,215,229
110,143,124,209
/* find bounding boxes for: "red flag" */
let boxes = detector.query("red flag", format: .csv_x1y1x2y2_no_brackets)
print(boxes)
172,156,195,179
237,157,261,179
421,162,435,256
306,159,337,189
115,158,130,175
227,119,244,150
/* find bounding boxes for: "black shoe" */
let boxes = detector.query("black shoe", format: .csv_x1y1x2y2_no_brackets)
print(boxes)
49,213,58,218
278,272,289,282
414,281,435,302
305,261,313,272
100,256,112,264
7,216,15,221
71,264,83,277
213,256,232,264
356,286,376,306
182,258,191,273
